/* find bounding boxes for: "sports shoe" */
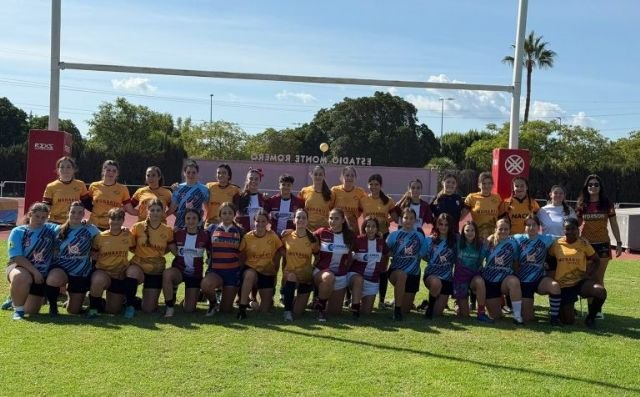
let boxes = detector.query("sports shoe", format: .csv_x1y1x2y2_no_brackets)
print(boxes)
344,297,351,307
318,310,327,322
236,310,247,320
249,300,259,310
550,316,562,327
424,308,433,320
1,296,12,310
124,306,135,319
12,310,25,320
501,305,512,314
595,312,605,320
49,305,59,317
417,300,428,311
585,316,596,329
283,311,293,321
392,311,403,321
87,309,99,318
513,317,524,325
351,310,360,320
205,307,216,317
377,300,386,310
477,313,494,323
164,307,175,318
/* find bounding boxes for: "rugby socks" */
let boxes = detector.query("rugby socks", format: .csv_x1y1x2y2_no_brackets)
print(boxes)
549,294,561,319
378,272,388,303
124,277,139,307
587,296,606,321
283,281,296,311
317,298,328,311
89,296,102,311
46,285,59,315
424,294,437,318
477,304,486,315
350,303,361,315
511,300,523,322
393,305,402,321
165,298,176,309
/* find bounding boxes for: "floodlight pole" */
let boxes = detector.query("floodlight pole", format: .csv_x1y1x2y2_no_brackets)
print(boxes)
49,0,61,131
508,0,529,149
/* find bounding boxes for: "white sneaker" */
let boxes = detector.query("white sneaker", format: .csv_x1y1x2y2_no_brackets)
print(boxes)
164,307,175,318
595,312,605,320
205,307,216,317
283,311,293,321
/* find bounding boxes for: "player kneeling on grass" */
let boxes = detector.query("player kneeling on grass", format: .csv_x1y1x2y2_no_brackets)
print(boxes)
46,201,99,315
88,208,132,317
482,219,524,325
423,214,457,319
453,221,492,323
547,218,606,329
279,209,319,321
386,208,429,321
123,199,175,318
201,202,244,316
347,216,388,318
512,214,562,325
237,209,283,319
6,202,57,320
312,208,355,322
163,209,209,318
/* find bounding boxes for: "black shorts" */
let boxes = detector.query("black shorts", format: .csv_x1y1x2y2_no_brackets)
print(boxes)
591,242,611,259
68,275,91,294
244,268,276,290
485,281,504,300
107,278,127,295
183,275,202,289
423,275,453,296
297,283,313,295
561,279,587,305
389,269,421,294
143,273,163,289
521,278,543,299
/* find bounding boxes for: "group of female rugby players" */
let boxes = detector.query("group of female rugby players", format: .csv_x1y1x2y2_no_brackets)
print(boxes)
5,157,622,329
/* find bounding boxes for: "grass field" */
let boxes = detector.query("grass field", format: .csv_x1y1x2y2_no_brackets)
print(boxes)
1,240,639,396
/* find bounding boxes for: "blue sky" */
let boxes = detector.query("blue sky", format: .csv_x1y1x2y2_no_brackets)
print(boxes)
1,0,639,141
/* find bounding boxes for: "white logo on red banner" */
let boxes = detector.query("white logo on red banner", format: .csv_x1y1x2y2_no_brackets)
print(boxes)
34,143,54,151
505,154,525,175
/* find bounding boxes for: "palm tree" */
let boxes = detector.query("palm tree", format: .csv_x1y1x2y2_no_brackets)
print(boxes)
503,31,556,123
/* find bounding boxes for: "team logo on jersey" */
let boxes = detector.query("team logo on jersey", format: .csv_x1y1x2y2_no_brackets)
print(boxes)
31,249,45,263
68,243,80,255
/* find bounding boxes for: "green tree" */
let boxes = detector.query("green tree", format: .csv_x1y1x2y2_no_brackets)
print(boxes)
87,97,176,154
503,31,557,123
0,97,28,147
245,127,304,155
181,120,250,160
440,129,493,169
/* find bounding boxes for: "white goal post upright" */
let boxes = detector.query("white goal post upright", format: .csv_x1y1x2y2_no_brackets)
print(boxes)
47,0,528,149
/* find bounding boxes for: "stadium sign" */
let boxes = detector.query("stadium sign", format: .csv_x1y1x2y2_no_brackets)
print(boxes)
250,153,372,166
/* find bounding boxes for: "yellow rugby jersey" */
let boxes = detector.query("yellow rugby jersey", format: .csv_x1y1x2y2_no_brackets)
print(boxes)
206,182,241,225
465,192,504,240
299,186,335,231
331,185,366,230
549,237,596,288
130,221,174,275
240,230,283,276
43,179,89,224
131,186,172,222
281,229,319,284
503,196,540,234
577,202,616,244
88,182,131,229
359,195,395,235
92,229,132,278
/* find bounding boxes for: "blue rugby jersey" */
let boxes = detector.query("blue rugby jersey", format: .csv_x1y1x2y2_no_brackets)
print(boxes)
482,237,519,283
386,229,429,276
8,224,58,276
513,233,556,283
171,182,209,229
424,238,457,281
53,224,100,277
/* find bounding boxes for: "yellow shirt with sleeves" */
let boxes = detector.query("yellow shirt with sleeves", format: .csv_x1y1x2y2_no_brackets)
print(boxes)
92,230,132,279
331,185,366,231
88,181,131,229
130,221,174,275
240,230,283,276
299,186,335,231
281,229,319,284
503,196,540,234
359,195,395,235
131,186,172,222
206,182,241,225
549,237,596,288
43,179,89,224
465,192,504,240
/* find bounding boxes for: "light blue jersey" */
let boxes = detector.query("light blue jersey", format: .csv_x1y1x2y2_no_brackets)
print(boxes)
482,237,519,283
53,224,100,277
8,224,58,276
386,229,429,276
513,233,556,283
424,238,457,282
171,182,209,229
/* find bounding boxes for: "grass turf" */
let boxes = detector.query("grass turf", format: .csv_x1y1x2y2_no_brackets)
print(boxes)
1,240,639,396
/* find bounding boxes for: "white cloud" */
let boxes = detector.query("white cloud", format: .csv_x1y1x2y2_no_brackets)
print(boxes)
571,111,595,127
111,76,157,93
275,90,316,104
405,74,510,121
388,87,399,96
529,100,565,120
